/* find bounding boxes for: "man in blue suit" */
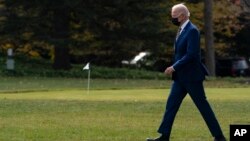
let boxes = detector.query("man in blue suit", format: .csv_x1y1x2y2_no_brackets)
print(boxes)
147,3,226,141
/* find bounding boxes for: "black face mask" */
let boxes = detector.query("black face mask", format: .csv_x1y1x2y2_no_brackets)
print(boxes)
171,18,181,26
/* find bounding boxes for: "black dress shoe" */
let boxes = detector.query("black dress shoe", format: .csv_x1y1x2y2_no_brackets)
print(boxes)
214,136,226,141
146,136,169,141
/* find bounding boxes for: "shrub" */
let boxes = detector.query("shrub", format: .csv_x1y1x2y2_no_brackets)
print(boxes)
0,56,168,79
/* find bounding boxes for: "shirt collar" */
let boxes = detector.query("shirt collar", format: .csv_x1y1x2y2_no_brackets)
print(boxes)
180,19,189,33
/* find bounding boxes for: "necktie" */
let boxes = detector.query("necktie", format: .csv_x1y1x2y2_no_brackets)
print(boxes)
176,27,182,40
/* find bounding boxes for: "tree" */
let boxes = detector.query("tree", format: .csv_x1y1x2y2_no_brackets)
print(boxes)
204,0,215,76
1,0,171,67
230,0,250,58
49,1,71,70
73,0,171,66
2,0,72,69
187,0,216,76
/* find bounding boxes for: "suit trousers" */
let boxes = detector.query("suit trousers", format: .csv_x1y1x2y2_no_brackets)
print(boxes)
158,80,223,137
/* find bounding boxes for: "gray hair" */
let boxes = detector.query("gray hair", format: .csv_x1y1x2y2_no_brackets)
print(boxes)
172,3,190,17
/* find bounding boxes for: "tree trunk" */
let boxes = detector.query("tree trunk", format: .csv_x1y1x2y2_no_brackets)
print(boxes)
52,7,71,70
53,45,71,70
204,0,215,76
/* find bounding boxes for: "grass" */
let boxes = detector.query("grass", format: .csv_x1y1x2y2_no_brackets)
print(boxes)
0,76,249,93
0,77,170,92
1,88,250,141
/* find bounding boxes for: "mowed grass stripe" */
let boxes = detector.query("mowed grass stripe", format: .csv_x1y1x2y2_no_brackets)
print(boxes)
0,88,249,101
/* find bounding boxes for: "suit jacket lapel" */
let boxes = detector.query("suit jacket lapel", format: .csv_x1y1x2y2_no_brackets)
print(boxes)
176,21,191,42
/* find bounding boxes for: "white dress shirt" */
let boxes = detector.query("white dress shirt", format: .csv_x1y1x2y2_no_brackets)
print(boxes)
179,19,190,34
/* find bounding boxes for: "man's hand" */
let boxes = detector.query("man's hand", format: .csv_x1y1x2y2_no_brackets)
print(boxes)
164,66,175,75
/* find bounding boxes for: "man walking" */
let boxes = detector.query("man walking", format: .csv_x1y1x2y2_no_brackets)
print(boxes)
146,3,226,141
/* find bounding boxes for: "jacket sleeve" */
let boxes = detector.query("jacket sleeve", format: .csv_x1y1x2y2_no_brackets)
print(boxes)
173,28,200,71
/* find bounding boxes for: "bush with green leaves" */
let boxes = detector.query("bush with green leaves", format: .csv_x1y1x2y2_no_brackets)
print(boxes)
0,56,167,79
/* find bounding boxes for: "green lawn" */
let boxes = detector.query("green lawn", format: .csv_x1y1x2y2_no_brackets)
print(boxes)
0,76,249,93
1,88,250,141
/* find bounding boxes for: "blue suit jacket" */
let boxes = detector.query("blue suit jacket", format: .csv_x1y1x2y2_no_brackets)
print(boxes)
172,21,209,82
